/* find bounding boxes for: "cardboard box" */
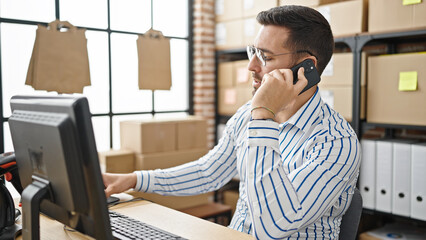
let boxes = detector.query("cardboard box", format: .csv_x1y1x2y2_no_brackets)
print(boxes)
218,86,253,116
367,52,426,126
215,0,243,22
120,120,176,154
177,117,207,150
243,0,278,18
234,60,251,87
319,52,367,121
369,0,426,33
243,17,262,46
223,190,239,214
129,191,214,210
319,85,366,121
316,0,367,37
280,0,341,7
134,148,208,170
216,20,244,50
98,149,135,173
218,62,234,88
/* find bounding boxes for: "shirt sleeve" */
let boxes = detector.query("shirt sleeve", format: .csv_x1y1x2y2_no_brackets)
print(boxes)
245,119,360,239
133,107,247,196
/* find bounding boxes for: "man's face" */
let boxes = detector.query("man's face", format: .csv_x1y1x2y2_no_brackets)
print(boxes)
248,25,296,94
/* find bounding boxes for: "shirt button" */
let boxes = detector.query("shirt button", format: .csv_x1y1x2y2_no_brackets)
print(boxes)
249,130,257,136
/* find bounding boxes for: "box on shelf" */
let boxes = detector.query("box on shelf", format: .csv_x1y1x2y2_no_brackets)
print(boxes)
280,0,342,7
369,0,426,33
120,119,176,154
316,0,368,37
218,62,234,88
98,149,135,173
177,117,207,150
216,20,244,50
243,17,261,46
318,52,367,121
134,148,208,170
233,60,251,87
129,191,214,210
243,0,278,18
367,52,426,126
215,0,243,22
218,86,253,116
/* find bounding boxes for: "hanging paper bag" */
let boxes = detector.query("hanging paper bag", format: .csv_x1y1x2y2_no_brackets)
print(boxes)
26,20,90,93
137,29,172,90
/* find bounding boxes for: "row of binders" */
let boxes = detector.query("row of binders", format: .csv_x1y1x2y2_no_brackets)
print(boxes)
360,139,426,221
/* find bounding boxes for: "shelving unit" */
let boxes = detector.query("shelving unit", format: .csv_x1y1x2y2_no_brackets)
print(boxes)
214,27,426,230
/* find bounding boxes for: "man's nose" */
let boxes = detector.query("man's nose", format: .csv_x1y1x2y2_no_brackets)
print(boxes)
247,55,261,73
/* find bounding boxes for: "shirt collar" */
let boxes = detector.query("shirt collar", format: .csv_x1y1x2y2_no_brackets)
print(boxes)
281,88,323,132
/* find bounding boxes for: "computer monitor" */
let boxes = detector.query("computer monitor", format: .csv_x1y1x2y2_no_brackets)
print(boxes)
8,95,114,239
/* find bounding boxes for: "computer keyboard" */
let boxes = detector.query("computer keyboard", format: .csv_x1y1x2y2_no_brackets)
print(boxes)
109,211,187,240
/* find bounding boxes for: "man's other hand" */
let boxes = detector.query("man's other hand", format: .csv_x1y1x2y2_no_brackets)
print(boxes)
102,172,137,198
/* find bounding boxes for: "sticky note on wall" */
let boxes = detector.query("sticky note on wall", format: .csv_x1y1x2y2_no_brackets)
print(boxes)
403,0,422,6
399,71,418,91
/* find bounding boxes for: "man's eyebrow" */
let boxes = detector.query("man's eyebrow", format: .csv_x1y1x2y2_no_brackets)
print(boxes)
257,47,273,54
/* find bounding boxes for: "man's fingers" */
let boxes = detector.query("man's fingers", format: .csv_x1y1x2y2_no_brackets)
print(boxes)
294,67,308,93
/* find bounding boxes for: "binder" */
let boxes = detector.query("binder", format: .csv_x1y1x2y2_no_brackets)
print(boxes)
376,140,393,213
392,140,417,217
360,139,376,209
411,142,426,221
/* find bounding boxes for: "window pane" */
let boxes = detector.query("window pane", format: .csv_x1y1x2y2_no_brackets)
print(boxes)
110,0,151,33
59,0,107,29
153,0,188,38
4,123,13,153
1,23,58,117
111,33,152,113
112,114,153,149
0,0,55,22
154,39,188,111
92,116,110,152
84,30,109,114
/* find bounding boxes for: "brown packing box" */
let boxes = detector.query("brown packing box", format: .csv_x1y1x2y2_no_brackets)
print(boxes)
215,0,243,22
177,117,208,150
234,60,251,87
280,0,341,7
243,0,278,18
319,86,366,121
98,149,135,173
134,148,208,170
243,17,262,46
218,62,234,88
129,191,213,210
218,86,253,116
120,120,176,154
216,20,244,50
367,52,426,126
369,0,426,33
223,190,239,215
316,0,368,37
319,52,367,121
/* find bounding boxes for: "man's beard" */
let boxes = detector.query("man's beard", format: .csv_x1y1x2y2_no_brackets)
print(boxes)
252,72,262,96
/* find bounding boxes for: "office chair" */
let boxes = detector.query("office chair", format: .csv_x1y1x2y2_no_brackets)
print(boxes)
339,188,363,240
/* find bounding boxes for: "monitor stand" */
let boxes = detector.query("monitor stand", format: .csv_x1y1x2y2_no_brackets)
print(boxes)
21,176,52,240
0,183,22,240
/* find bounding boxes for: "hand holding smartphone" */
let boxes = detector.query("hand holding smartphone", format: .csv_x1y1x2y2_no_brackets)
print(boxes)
290,59,321,95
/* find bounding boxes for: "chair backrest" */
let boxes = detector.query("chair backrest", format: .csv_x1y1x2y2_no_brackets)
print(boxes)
339,188,363,240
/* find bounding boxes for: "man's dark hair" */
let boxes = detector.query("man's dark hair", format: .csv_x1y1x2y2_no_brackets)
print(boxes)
257,5,334,75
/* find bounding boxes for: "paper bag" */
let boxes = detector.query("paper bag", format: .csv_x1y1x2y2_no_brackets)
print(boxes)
137,29,172,90
26,20,91,93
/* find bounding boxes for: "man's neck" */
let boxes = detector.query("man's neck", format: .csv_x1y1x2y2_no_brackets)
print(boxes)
274,86,317,123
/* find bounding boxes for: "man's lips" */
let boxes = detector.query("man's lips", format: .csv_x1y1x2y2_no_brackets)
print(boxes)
253,79,261,89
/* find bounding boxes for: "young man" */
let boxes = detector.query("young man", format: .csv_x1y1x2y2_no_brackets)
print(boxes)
103,5,360,239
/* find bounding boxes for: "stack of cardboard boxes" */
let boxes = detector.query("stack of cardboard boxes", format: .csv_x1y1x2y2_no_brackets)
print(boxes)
99,116,214,210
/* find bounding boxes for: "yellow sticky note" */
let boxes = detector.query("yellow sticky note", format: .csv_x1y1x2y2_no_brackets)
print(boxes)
403,0,422,5
399,71,418,91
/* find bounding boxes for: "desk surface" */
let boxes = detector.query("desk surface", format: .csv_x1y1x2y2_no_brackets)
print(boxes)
16,200,254,240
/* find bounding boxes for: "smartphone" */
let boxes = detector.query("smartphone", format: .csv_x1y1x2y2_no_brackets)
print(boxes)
291,59,321,95
107,196,120,205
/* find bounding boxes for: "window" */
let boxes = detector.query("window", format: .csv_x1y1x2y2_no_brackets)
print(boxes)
0,0,193,153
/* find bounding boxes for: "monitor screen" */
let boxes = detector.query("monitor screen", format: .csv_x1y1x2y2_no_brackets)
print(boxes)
9,95,113,239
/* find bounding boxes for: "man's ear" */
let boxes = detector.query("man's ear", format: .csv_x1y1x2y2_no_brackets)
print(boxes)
306,56,317,67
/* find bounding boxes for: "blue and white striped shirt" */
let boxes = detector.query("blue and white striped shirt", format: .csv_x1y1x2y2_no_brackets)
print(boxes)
135,89,361,239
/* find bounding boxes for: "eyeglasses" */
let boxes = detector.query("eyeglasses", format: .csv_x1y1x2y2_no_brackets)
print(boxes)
246,45,316,66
